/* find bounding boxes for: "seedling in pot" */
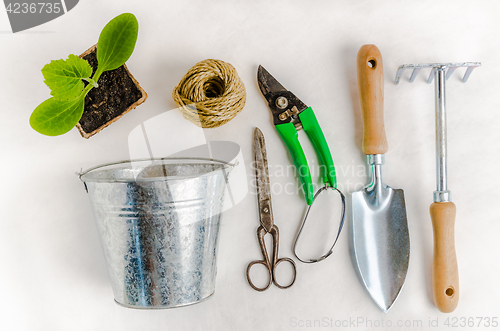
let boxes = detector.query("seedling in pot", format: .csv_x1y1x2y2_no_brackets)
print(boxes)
30,13,146,137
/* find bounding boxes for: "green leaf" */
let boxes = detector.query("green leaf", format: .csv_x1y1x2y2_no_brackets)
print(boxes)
30,96,85,136
42,54,93,101
97,13,138,72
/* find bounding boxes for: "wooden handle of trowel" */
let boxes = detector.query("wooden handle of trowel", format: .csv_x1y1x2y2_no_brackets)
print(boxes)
357,44,388,155
430,201,459,313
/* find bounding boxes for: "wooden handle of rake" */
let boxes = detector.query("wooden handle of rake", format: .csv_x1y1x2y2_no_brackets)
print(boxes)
430,201,459,313
357,44,388,155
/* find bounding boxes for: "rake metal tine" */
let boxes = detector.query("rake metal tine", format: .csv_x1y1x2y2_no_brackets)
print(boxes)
427,68,436,84
409,68,421,83
462,66,476,83
395,62,480,85
446,67,457,80
394,66,406,85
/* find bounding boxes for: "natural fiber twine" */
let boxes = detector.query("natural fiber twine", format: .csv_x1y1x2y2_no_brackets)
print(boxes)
172,59,246,128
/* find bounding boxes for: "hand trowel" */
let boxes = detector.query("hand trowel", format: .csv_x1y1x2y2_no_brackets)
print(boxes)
351,44,410,312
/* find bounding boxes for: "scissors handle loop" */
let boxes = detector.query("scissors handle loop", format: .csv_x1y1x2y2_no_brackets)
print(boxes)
246,259,272,292
246,225,297,291
273,257,296,289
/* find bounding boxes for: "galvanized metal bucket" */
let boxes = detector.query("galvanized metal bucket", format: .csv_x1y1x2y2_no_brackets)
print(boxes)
79,157,233,309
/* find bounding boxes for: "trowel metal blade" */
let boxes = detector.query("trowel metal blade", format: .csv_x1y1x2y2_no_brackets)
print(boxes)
351,187,409,312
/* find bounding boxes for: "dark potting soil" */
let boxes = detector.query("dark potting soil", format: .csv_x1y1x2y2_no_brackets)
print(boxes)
78,50,143,134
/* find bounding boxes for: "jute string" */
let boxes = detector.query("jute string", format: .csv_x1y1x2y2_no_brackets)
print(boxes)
172,59,246,128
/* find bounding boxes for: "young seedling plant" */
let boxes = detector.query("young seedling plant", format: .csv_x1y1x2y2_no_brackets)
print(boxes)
30,13,139,136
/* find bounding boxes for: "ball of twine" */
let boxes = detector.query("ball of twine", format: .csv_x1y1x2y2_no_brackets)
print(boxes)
172,59,246,128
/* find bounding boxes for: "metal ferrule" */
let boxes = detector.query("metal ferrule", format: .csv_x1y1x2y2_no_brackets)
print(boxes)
366,154,385,195
434,190,452,203
367,154,385,165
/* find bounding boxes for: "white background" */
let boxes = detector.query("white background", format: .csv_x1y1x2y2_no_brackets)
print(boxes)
1,1,499,330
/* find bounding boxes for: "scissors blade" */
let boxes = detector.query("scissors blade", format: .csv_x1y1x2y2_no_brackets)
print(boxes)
254,127,274,232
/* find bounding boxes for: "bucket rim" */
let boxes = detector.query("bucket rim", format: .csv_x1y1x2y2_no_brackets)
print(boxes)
78,157,236,183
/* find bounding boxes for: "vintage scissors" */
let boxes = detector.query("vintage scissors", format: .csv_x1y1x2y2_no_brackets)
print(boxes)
246,127,297,291
257,66,345,263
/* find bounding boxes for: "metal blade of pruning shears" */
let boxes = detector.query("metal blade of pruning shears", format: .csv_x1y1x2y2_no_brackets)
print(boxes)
254,127,274,233
257,66,308,126
258,65,287,97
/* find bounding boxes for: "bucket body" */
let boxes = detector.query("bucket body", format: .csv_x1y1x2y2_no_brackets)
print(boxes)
80,158,231,309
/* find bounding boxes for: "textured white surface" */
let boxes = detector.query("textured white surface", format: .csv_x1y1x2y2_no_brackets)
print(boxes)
1,0,498,330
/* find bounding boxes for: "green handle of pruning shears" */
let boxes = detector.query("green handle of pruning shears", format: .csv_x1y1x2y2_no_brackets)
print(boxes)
299,107,337,189
276,122,314,205
276,107,337,205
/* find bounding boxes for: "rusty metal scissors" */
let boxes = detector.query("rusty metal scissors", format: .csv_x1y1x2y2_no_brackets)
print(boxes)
246,127,297,291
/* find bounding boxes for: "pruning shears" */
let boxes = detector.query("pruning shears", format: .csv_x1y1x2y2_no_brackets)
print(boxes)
257,65,345,263
257,65,337,205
